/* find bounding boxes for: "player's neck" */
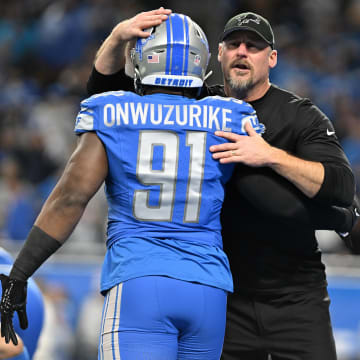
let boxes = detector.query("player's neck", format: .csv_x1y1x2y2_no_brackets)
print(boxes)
143,86,196,98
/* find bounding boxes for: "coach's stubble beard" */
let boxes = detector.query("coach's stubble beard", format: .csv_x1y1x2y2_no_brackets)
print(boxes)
225,70,256,100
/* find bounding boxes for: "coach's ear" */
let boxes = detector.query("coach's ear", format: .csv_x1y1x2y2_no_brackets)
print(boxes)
269,49,277,69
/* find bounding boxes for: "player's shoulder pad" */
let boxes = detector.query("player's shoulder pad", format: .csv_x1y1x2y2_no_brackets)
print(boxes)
223,97,265,133
81,90,137,106
75,90,140,132
225,97,265,135
199,95,265,135
199,95,254,113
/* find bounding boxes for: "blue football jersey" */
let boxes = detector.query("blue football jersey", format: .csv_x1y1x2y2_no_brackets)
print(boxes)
75,91,264,293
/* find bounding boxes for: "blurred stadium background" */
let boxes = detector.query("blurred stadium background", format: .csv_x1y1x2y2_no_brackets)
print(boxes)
0,0,359,358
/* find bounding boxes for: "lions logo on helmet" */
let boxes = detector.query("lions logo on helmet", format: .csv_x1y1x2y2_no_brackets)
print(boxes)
131,13,211,92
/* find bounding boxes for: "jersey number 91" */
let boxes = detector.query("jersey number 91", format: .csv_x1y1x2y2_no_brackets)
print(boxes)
133,130,207,223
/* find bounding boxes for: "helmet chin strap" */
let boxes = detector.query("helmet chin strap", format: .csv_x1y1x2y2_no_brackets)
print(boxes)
204,70,213,82
134,67,144,96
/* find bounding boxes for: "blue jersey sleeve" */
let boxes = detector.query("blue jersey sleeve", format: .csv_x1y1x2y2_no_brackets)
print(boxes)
75,96,98,134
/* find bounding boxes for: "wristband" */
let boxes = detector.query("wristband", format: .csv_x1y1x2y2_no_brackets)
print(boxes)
10,226,61,281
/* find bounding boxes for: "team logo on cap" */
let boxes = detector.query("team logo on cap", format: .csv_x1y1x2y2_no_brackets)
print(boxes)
237,14,261,26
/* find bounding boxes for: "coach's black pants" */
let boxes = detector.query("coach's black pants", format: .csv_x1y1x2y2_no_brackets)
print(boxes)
221,286,337,360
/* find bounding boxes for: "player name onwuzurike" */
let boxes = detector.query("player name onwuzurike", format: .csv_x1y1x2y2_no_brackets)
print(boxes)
102,102,236,131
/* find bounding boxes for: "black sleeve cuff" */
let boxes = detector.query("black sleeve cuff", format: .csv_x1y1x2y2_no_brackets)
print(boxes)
10,226,62,281
86,66,134,96
313,163,355,207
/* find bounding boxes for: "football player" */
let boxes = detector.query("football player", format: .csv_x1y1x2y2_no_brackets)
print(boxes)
0,13,264,360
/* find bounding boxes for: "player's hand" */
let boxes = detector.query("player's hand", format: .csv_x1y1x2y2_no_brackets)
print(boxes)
338,196,360,254
210,122,274,166
0,274,28,345
112,7,172,41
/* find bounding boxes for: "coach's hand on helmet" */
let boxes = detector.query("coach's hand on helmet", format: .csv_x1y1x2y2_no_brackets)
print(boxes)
0,274,28,345
113,7,172,42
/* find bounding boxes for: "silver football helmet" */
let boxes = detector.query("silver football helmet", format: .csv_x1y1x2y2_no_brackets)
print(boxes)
131,13,211,91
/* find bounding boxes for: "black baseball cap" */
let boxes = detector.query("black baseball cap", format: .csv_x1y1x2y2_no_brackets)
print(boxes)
220,12,275,49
